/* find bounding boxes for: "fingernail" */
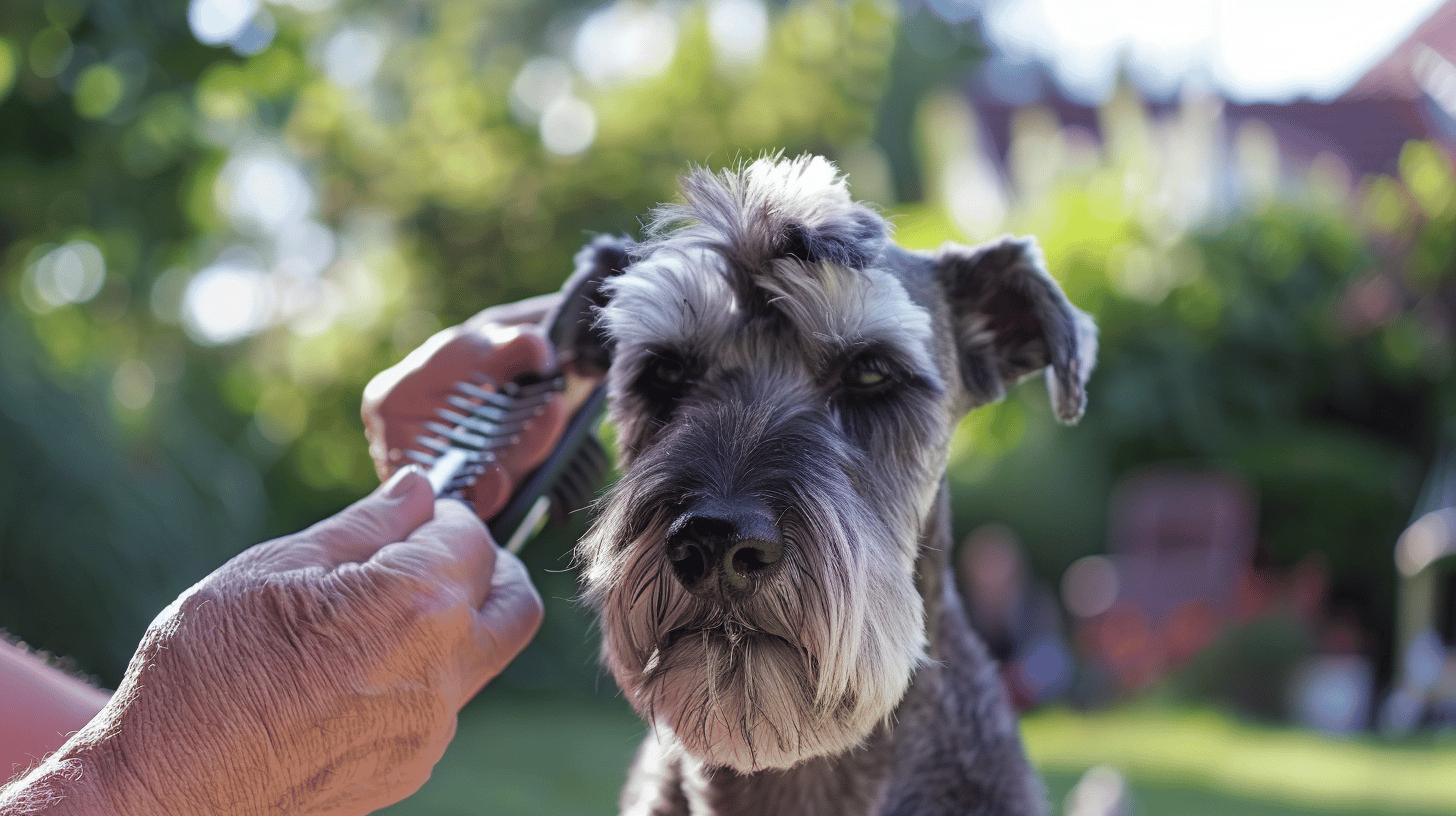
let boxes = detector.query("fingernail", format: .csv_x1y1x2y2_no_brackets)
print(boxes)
383,465,425,499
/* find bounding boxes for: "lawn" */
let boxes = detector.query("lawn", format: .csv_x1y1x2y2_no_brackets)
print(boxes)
384,692,1456,815
1027,708,1456,816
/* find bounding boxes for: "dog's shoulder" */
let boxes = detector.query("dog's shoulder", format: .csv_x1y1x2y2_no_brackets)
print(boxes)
879,587,1050,816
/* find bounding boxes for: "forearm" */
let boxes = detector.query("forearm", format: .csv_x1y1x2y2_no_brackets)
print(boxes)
0,735,158,815
1,756,106,815
0,643,159,814
0,642,109,784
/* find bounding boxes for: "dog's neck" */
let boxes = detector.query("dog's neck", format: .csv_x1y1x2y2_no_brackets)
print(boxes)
658,479,976,816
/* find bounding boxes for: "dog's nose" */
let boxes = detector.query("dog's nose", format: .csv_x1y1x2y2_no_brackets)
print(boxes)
666,500,783,596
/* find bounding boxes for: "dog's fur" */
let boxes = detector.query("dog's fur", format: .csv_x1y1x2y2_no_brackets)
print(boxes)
575,155,1096,815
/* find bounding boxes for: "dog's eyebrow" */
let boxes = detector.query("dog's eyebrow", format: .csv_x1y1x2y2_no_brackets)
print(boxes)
598,247,740,352
756,263,936,373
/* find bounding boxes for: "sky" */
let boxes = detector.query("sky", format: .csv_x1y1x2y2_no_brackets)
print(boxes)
980,0,1449,102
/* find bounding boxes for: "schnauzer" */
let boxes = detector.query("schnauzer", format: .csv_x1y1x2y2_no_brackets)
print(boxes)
573,155,1096,815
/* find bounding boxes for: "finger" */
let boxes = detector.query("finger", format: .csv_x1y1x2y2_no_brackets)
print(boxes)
365,327,558,480
463,389,568,519
463,293,561,329
439,328,565,518
494,387,568,479
303,467,436,566
362,325,464,417
465,325,556,384
363,326,471,478
461,549,543,698
370,499,497,608
465,464,511,522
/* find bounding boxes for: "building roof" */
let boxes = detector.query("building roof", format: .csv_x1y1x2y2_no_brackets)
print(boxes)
967,93,1429,180
965,1,1456,181
1344,0,1456,100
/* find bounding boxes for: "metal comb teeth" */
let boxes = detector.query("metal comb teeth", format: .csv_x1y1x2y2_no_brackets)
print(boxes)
410,375,565,497
546,434,611,524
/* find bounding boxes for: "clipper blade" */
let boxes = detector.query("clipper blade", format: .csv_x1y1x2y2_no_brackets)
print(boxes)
485,382,610,552
546,434,610,524
405,233,629,553
407,376,564,499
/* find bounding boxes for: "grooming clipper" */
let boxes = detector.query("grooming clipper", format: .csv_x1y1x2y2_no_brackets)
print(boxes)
409,237,631,553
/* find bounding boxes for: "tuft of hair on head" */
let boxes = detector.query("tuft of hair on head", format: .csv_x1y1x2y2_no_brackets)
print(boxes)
641,154,890,298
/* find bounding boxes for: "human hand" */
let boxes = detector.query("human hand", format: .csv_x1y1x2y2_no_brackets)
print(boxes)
1,468,542,815
361,305,571,520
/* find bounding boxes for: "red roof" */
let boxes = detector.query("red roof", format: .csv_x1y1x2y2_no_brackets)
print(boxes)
1344,0,1456,100
967,94,1428,179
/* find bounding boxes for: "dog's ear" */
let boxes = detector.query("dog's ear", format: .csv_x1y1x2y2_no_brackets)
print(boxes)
935,236,1097,423
548,234,634,377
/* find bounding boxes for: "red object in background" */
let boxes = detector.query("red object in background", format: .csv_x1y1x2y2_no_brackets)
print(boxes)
1088,602,1162,692
1068,468,1334,694
1165,600,1219,665
1109,469,1257,623
0,641,109,779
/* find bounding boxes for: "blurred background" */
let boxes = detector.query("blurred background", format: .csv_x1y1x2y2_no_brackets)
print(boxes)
3,0,1456,812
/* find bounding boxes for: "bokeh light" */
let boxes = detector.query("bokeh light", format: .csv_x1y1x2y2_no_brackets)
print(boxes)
708,0,768,66
181,249,273,345
1062,555,1120,619
111,359,157,411
215,147,315,235
188,0,260,47
22,241,107,312
510,57,574,124
320,25,385,90
572,1,678,86
539,95,597,155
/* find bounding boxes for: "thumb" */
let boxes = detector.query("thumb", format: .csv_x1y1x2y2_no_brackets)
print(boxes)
305,466,437,566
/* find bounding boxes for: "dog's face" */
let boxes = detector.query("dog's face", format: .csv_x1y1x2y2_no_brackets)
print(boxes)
578,156,1094,772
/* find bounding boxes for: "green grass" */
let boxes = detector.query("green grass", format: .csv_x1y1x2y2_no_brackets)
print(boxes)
383,691,644,816
1027,708,1456,816
384,693,1456,816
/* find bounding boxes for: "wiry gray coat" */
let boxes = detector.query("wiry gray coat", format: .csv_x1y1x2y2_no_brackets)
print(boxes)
570,156,1095,816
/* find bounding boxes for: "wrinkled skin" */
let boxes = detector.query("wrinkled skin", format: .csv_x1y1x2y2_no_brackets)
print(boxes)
3,301,579,815
0,470,543,816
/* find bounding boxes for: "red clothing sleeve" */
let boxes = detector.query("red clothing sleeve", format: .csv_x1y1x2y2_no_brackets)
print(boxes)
0,641,110,782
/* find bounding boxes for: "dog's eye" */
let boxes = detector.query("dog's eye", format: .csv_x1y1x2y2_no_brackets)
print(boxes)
842,356,895,391
650,357,687,385
638,351,696,397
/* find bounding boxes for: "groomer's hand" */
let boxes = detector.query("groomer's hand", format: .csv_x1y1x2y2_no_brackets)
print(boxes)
361,295,570,520
0,469,541,815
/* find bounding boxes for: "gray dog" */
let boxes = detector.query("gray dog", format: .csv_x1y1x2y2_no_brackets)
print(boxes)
572,155,1096,815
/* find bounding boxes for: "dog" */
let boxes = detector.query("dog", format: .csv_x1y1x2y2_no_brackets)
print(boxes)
572,155,1096,815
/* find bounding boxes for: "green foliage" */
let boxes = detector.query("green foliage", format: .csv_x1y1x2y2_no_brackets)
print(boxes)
2,0,1453,695
1166,615,1316,719
0,311,264,677
0,0,903,682
923,102,1456,624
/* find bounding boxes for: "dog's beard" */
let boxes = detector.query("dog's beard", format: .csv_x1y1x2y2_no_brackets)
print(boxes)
581,480,926,772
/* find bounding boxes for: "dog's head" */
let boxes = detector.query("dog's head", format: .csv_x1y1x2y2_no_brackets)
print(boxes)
578,155,1095,771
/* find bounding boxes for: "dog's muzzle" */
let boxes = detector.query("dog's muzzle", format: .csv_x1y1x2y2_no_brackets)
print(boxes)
665,496,783,599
